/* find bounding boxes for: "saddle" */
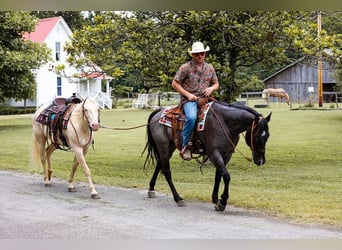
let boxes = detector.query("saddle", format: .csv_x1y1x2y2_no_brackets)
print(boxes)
162,96,216,156
36,97,79,149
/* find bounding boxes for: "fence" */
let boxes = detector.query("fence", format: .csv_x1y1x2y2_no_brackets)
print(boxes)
131,92,180,109
240,91,341,108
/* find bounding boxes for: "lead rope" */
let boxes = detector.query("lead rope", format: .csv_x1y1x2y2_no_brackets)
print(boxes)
100,123,149,130
210,107,252,162
100,118,160,131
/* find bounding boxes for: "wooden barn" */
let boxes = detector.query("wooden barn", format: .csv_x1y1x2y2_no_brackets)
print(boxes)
263,57,338,103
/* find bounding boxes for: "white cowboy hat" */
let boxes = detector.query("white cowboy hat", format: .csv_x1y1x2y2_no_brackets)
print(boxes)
188,41,210,54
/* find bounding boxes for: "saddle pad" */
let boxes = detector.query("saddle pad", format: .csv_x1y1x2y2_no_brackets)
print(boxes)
159,102,214,131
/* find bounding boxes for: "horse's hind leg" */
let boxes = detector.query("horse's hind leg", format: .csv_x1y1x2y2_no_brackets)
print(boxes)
147,162,161,198
148,154,185,206
160,155,185,207
44,144,56,187
68,156,79,192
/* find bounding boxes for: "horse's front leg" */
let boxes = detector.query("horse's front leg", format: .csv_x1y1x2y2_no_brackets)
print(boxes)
210,152,231,211
68,156,79,193
215,170,231,211
74,147,100,199
212,169,221,204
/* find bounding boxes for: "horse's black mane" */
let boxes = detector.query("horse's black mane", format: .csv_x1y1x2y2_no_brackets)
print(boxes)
216,101,262,117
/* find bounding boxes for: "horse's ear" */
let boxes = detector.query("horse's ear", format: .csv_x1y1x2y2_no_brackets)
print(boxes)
265,112,272,122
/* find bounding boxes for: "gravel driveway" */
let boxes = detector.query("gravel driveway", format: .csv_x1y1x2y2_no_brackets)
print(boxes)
0,170,341,239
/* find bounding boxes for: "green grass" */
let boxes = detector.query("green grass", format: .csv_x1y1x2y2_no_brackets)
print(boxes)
0,103,341,228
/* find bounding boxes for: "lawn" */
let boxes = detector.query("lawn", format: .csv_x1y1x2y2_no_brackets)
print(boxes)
0,102,341,227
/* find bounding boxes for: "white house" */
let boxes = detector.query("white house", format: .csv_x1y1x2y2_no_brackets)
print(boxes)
9,16,112,109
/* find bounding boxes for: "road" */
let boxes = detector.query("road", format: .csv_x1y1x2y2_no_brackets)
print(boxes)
0,170,341,239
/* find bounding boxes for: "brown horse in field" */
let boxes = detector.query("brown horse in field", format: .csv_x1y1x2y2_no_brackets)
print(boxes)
32,97,101,199
262,88,290,105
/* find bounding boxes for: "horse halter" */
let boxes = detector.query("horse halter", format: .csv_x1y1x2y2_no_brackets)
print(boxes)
70,98,99,148
81,98,101,130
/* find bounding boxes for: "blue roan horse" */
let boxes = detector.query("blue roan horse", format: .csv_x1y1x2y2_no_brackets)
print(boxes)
144,101,271,211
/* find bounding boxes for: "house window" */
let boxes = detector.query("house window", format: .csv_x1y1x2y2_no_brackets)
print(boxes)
55,42,61,61
57,77,62,96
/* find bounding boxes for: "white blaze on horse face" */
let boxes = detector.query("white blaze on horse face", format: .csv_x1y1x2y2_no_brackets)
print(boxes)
88,109,100,131
261,130,267,137
84,99,100,131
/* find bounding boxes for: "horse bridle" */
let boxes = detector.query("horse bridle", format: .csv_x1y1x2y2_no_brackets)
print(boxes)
249,116,264,152
70,98,97,148
81,97,101,129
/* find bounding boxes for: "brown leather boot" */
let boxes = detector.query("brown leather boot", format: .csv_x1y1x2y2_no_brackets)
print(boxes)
180,146,192,161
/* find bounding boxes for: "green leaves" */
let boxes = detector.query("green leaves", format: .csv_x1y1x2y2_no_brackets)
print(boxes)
65,11,342,102
0,11,51,102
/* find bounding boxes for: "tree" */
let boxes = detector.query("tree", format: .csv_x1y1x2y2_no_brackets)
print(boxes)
0,11,51,103
65,11,342,103
322,11,342,91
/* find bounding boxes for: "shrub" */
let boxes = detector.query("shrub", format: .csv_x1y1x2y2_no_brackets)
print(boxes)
0,107,36,115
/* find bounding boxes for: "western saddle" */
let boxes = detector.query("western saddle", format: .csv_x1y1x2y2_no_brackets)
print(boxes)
36,95,82,149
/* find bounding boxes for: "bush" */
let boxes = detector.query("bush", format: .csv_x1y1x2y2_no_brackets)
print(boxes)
0,107,36,115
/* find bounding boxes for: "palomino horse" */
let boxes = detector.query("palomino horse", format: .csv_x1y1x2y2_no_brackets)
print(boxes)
143,101,271,211
262,88,290,105
32,97,101,199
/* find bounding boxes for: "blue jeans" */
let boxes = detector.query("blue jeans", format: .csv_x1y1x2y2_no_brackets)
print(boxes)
182,101,198,148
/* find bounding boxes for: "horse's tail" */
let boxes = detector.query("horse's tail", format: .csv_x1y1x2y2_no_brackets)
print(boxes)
31,110,47,168
284,93,290,105
142,108,162,169
31,130,41,167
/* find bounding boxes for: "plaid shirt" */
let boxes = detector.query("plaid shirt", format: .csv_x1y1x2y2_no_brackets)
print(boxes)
174,59,218,104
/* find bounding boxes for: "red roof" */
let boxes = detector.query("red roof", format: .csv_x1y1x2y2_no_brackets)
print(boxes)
23,16,62,43
80,72,113,80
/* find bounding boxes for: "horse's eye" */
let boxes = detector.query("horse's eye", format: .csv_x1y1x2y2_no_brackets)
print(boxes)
261,130,267,137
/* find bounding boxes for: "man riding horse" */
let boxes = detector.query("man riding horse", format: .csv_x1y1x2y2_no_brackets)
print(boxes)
171,41,220,161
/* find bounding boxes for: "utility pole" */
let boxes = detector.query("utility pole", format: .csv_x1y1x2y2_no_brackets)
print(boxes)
317,11,323,107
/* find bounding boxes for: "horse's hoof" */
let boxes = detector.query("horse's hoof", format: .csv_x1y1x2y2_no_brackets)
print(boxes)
91,193,100,199
214,200,226,211
44,183,53,187
176,200,187,207
147,190,156,198
68,187,76,193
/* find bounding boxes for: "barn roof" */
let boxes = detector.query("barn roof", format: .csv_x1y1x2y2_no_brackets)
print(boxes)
23,16,63,43
263,57,305,82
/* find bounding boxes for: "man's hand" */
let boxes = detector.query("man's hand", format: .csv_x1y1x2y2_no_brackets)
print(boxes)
203,87,213,97
187,93,199,101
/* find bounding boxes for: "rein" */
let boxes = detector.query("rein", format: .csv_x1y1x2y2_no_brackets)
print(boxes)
210,105,252,162
250,120,256,152
70,119,93,148
249,117,264,152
